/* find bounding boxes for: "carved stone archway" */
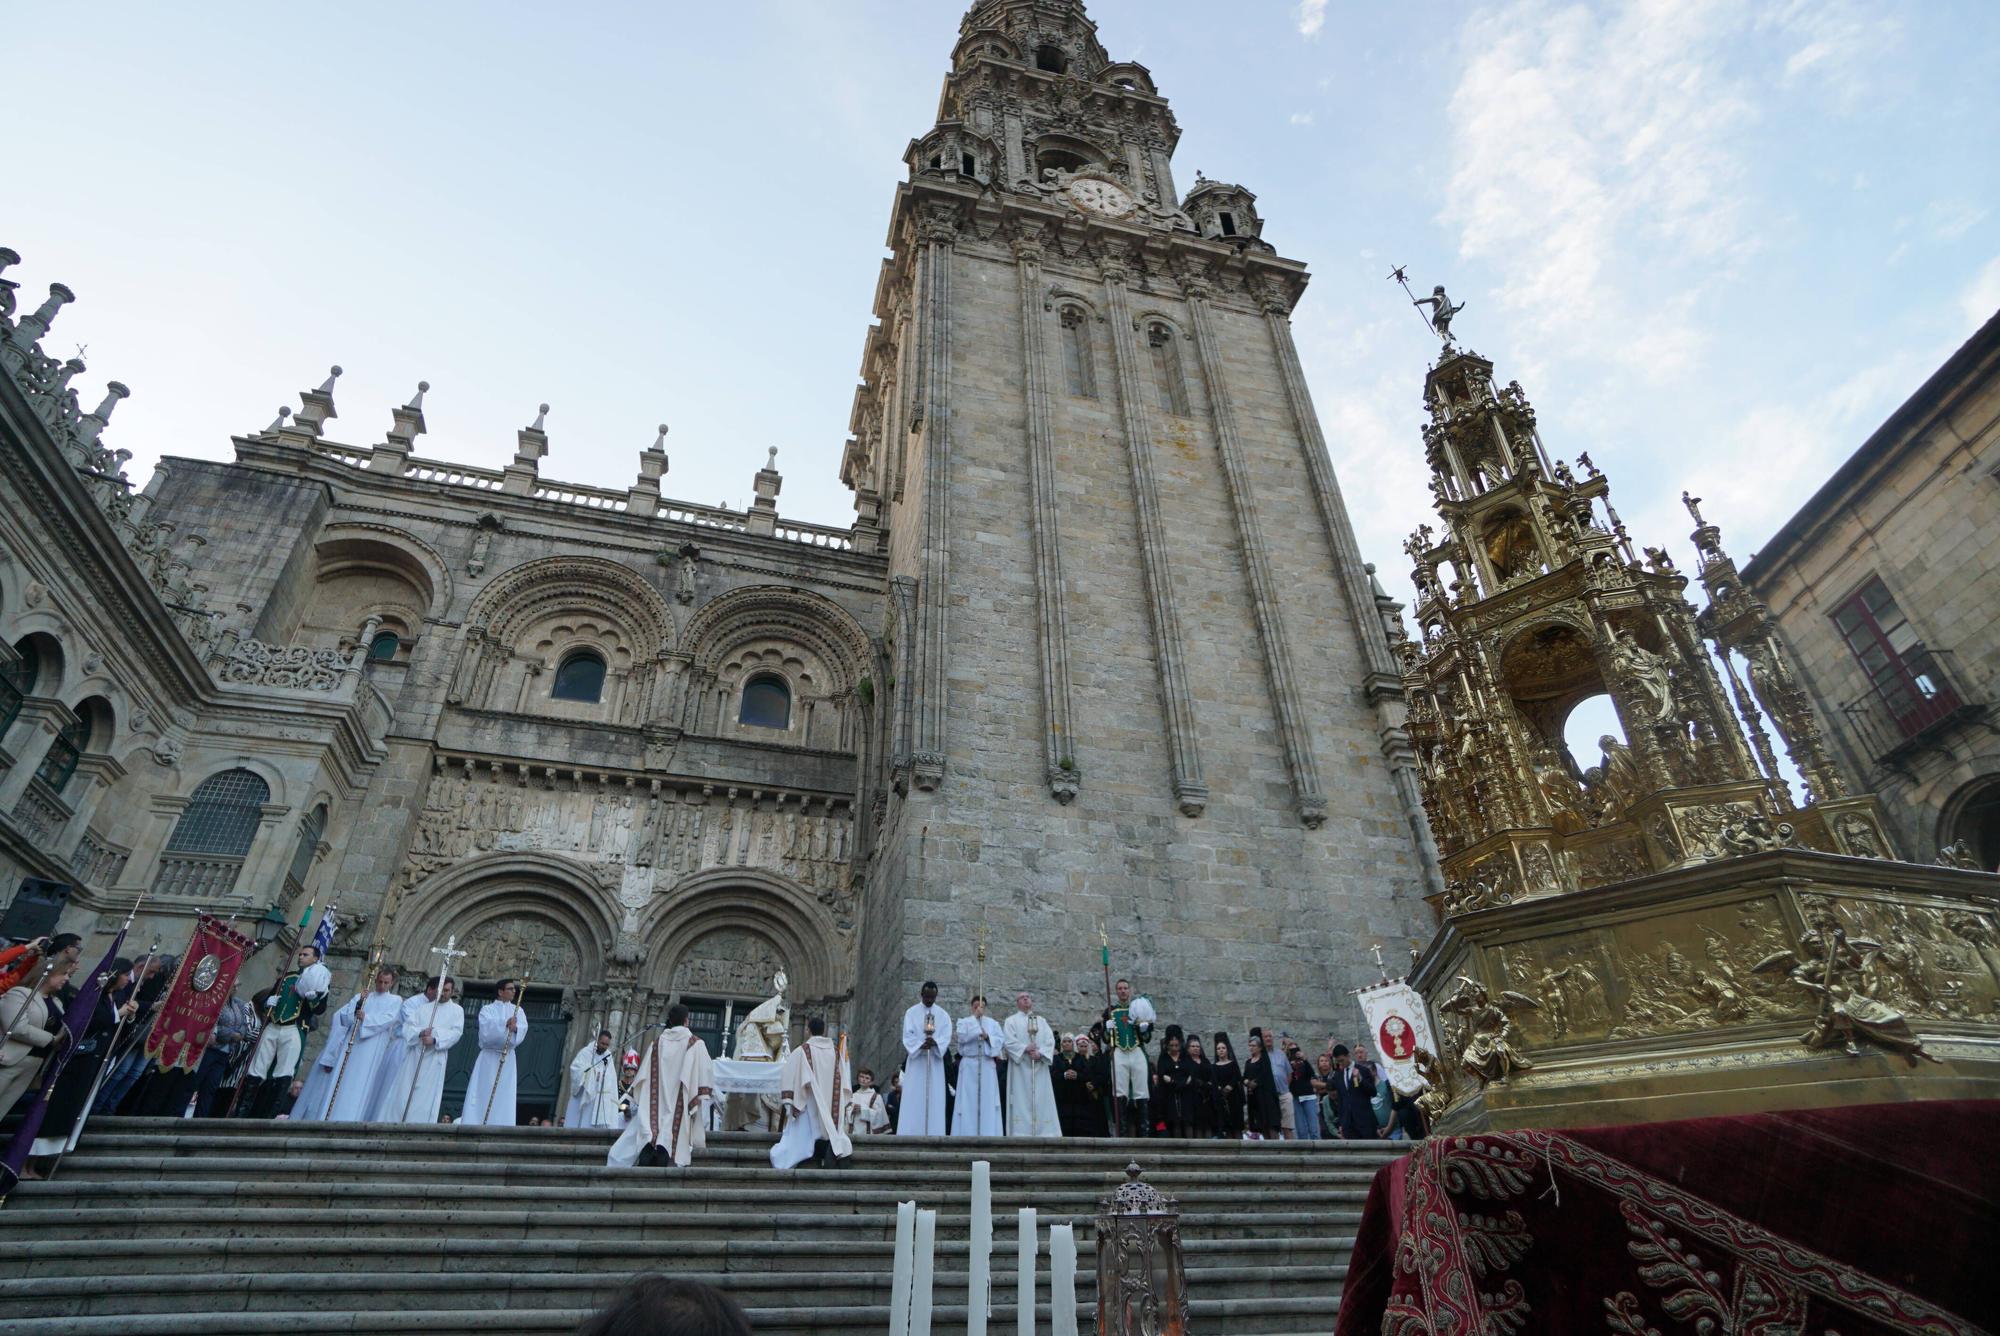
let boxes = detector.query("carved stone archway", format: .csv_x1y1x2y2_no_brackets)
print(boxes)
388,850,619,989
638,866,850,1024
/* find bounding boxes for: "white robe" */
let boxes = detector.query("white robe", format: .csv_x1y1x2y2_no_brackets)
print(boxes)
295,989,403,1122
608,1027,714,1168
771,1035,854,1168
1002,1010,1061,1138
897,1002,951,1136
458,1000,528,1126
371,994,463,1124
565,1043,622,1129
951,1014,1004,1136
845,1086,890,1136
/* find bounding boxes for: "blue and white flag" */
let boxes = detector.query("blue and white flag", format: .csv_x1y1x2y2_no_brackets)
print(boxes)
312,909,337,955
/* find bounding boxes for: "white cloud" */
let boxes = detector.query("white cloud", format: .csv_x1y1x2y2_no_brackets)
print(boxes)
1963,255,2000,330
1289,111,1315,126
1926,200,1988,242
1439,0,1761,383
1297,0,1328,39
1763,0,1901,104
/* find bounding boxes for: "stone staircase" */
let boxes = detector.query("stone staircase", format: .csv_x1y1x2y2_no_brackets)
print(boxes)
0,1118,1408,1335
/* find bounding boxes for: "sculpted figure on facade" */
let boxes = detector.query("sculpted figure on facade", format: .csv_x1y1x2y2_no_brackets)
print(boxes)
1438,976,1539,1086
1754,897,1940,1064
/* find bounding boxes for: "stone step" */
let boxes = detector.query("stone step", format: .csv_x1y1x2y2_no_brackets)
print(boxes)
3,1176,1373,1217
0,1203,1352,1244
0,1259,1350,1315
0,1297,1341,1336
8,1233,1351,1281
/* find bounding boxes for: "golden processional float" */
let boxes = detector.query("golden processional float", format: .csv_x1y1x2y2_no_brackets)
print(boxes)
1389,301,2000,1130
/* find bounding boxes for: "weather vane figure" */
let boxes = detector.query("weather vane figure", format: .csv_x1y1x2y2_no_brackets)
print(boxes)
1389,266,1465,347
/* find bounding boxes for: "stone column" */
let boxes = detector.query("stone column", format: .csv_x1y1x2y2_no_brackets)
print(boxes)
50,753,126,862
234,802,299,909
1010,232,1082,803
1100,250,1207,817
1182,273,1325,826
909,204,960,792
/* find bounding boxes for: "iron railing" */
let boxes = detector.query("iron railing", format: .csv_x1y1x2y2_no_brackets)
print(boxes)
1840,645,1983,762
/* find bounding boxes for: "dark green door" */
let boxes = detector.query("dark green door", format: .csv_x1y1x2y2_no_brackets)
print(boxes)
683,998,726,1063
443,985,571,1123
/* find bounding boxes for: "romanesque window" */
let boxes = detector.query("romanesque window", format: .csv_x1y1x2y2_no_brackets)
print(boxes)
34,712,89,793
368,630,401,662
739,674,792,730
1060,307,1097,399
0,639,39,739
164,769,269,857
552,650,608,703
1148,322,1190,417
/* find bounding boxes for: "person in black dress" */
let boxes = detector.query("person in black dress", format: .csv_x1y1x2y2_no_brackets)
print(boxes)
1082,1028,1115,1137
1052,1034,1091,1137
1209,1034,1244,1140
1153,1030,1197,1139
1182,1035,1214,1139
1242,1031,1283,1140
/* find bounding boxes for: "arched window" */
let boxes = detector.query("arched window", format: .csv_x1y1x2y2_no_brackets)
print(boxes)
1060,307,1097,398
1218,211,1238,237
1148,323,1190,417
163,769,271,857
285,803,328,897
552,650,607,703
0,639,39,739
739,674,792,730
34,712,90,794
1035,44,1066,73
367,630,401,662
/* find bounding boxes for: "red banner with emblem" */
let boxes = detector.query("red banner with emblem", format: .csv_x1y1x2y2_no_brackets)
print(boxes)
142,914,256,1072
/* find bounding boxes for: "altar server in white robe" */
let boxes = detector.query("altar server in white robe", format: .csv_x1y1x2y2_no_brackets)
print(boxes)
372,977,463,1123
951,994,1005,1136
296,967,404,1122
608,1004,715,1168
459,978,529,1126
771,1016,854,1169
1002,991,1061,1138
898,981,951,1136
564,1029,622,1130
845,1067,890,1137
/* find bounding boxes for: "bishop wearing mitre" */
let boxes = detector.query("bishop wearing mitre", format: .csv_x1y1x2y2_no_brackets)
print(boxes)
771,1015,854,1169
951,994,1004,1136
1002,991,1060,1138
608,1003,715,1169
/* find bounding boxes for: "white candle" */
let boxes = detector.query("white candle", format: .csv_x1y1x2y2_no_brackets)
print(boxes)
969,1161,993,1336
1017,1206,1038,1336
912,1207,938,1336
889,1200,916,1336
1048,1224,1078,1336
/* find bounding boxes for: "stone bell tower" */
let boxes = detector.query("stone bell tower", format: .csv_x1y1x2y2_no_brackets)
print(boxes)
841,0,1440,1058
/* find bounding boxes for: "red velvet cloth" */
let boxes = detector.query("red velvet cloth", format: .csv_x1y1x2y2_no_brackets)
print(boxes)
1337,1102,1999,1336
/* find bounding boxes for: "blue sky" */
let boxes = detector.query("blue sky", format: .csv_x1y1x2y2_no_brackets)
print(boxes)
11,0,1997,642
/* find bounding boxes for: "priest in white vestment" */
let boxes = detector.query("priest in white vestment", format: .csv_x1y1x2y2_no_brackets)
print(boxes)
845,1067,890,1137
459,978,529,1127
608,1004,715,1168
951,995,1004,1136
771,1016,854,1169
371,978,463,1123
564,1029,622,1130
1002,991,1060,1138
295,967,404,1123
898,981,951,1137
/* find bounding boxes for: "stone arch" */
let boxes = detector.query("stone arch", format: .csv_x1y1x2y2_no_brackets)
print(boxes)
389,850,620,988
455,556,677,725
1937,765,2000,871
179,754,291,809
639,866,845,1006
292,525,451,657
680,586,874,749
952,27,1021,70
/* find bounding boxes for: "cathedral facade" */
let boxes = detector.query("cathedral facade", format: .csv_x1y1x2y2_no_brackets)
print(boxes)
0,0,1437,1105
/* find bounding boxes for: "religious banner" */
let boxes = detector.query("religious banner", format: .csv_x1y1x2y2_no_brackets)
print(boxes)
1355,979,1438,1095
142,914,256,1072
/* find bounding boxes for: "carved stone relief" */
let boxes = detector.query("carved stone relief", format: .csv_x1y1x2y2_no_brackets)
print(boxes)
459,913,584,985
670,928,786,1000
1827,896,2000,1021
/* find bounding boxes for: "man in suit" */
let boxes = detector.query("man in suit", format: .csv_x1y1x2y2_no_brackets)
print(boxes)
1327,1044,1380,1140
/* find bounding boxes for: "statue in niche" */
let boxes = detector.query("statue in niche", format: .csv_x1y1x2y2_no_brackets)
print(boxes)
1606,632,1674,726
675,542,700,604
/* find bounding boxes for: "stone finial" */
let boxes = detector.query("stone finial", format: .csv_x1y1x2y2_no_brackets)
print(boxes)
76,381,130,447
291,364,342,438
0,247,19,276
529,403,550,433
384,379,430,456
628,424,670,517
0,248,19,321
506,403,550,494
651,424,669,453
747,446,783,534
265,406,292,434
10,282,75,349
